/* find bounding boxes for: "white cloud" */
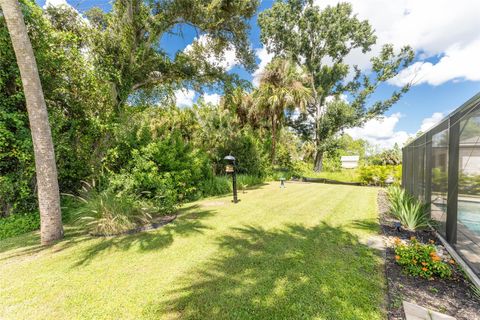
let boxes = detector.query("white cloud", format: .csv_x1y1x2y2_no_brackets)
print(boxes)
202,93,221,105
345,112,448,149
174,89,195,107
314,0,480,86
345,113,412,149
44,0,68,7
252,47,274,86
184,35,239,71
390,40,480,86
419,112,444,133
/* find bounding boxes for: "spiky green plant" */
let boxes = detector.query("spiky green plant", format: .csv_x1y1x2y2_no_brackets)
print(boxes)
396,199,431,231
472,284,480,300
387,185,431,231
69,182,157,236
386,185,405,216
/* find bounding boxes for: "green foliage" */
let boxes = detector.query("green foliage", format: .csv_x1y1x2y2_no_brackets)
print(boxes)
1,2,110,216
0,213,40,240
432,167,448,193
202,174,265,197
194,103,267,176
459,173,480,195
253,58,311,164
321,134,370,172
322,154,342,172
358,165,401,186
394,238,452,279
303,169,360,183
106,130,212,213
259,1,414,168
368,145,402,165
387,186,431,230
202,176,232,197
1,0,263,238
86,0,259,109
70,185,158,236
0,0,412,241
217,133,265,176
386,185,406,216
471,284,480,300
237,175,265,190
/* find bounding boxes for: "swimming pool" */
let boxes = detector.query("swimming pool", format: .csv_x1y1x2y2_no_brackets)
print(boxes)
458,201,480,234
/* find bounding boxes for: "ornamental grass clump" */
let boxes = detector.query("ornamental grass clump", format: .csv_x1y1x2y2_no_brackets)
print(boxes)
394,237,453,279
387,186,431,230
69,182,158,236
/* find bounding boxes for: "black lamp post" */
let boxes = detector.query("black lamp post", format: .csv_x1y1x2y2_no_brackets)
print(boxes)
224,155,238,203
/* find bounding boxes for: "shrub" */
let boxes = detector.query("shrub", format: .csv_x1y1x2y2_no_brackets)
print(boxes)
291,161,311,177
322,155,342,172
0,213,40,240
106,133,212,212
70,185,158,236
237,175,264,190
201,175,265,197
202,176,231,196
358,165,401,186
394,237,452,279
387,186,431,230
217,133,266,176
369,148,401,165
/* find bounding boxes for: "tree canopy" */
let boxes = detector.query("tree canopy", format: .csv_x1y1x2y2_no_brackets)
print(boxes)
0,0,414,241
85,0,259,110
258,0,414,170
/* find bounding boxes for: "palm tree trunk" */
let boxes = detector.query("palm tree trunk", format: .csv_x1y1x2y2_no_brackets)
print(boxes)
271,113,276,165
1,0,63,244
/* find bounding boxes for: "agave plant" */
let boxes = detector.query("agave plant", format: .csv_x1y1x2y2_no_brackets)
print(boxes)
387,185,431,231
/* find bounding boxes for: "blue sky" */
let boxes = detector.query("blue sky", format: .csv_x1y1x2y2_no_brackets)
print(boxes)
40,0,480,149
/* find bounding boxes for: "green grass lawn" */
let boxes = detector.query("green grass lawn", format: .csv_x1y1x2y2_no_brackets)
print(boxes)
0,182,384,320
304,169,360,183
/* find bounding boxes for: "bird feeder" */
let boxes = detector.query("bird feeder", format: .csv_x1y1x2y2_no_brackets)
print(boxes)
224,155,238,203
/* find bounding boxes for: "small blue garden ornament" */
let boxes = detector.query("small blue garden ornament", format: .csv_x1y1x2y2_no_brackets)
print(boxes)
280,177,286,188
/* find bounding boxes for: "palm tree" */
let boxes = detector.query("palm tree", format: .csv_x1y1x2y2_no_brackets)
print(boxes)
254,58,311,164
1,0,63,244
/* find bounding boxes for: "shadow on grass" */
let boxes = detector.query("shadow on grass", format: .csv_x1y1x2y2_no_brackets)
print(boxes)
349,218,381,233
0,227,87,261
73,205,215,267
145,223,384,319
1,204,215,266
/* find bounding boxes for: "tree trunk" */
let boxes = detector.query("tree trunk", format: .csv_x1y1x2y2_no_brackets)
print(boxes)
1,0,63,244
314,149,323,172
312,88,324,172
271,113,276,165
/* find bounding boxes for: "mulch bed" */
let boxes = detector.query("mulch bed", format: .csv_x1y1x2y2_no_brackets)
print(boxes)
377,190,480,320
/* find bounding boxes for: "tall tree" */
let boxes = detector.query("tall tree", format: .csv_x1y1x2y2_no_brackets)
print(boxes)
86,0,259,112
254,58,311,164
259,0,414,171
0,0,63,244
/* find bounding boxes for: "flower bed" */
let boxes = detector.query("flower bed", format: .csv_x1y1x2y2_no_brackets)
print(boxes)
378,190,480,319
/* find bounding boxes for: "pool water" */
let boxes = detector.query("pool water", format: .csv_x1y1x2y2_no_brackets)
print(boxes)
458,201,480,234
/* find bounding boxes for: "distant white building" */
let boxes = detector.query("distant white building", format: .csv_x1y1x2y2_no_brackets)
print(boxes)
341,156,359,169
